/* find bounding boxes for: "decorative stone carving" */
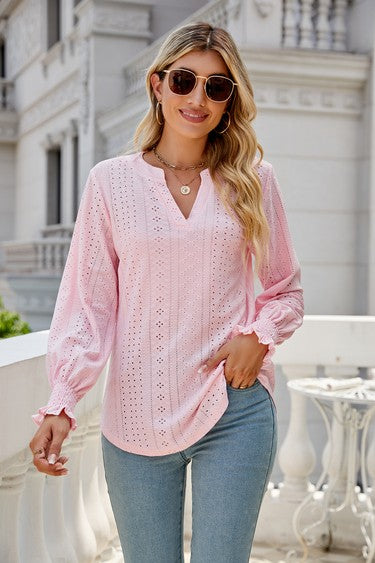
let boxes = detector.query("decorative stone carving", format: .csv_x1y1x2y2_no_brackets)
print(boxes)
253,0,275,18
7,0,43,78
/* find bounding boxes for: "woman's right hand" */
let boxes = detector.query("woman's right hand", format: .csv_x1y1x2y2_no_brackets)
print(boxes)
29,411,72,476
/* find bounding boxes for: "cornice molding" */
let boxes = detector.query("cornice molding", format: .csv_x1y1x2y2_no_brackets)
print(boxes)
19,74,80,137
242,48,370,88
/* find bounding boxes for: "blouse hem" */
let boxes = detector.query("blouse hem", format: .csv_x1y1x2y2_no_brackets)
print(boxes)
100,395,230,457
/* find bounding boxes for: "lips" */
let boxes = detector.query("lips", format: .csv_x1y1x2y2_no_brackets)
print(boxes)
179,109,209,123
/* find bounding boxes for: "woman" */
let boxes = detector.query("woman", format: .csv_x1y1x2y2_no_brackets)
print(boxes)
30,22,304,562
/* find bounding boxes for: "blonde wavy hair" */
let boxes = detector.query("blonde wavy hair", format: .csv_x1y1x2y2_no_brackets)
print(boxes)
129,22,270,275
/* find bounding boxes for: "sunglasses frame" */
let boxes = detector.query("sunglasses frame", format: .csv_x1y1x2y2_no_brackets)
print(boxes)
160,68,238,103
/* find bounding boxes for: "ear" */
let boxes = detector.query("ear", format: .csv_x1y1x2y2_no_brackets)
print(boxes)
150,72,164,102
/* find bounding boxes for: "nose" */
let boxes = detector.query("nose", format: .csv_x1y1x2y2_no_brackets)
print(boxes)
188,76,207,106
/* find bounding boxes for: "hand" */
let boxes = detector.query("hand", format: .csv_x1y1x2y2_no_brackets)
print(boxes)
29,411,71,477
202,332,269,389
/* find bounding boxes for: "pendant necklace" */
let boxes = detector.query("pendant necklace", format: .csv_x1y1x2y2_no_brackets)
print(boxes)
153,146,205,194
167,167,201,195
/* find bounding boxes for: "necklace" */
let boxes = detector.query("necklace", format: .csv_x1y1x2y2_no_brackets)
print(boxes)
153,146,206,171
167,167,201,195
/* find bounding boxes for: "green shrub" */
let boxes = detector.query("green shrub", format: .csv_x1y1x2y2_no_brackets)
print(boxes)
0,295,31,338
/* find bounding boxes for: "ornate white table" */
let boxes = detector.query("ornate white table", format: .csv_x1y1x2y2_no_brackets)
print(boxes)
287,377,375,562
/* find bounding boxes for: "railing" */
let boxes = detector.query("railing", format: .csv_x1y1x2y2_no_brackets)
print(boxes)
41,224,74,239
1,239,71,274
122,0,353,101
1,316,374,561
0,78,14,110
255,315,375,557
0,331,122,563
282,0,352,51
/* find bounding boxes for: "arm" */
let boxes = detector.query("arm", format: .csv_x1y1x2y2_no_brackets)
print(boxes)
231,163,304,360
32,163,119,430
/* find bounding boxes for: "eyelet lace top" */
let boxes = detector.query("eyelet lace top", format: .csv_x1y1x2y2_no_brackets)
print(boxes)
32,152,304,456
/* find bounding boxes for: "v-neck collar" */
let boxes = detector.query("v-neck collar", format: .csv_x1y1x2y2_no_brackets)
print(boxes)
135,151,212,228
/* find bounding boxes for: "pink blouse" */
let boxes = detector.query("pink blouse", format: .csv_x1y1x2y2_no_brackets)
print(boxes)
32,152,304,456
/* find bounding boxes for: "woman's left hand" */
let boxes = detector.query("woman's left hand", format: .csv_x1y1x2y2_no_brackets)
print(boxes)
201,333,269,389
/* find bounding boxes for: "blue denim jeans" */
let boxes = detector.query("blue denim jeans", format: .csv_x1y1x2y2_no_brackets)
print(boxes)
101,379,277,563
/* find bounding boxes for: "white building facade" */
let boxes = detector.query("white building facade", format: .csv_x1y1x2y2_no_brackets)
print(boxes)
0,0,374,329
1,2,375,561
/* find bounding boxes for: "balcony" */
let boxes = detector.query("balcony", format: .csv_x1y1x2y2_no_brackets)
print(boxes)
1,316,374,562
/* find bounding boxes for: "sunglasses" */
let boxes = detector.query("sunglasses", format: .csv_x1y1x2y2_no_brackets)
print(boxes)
160,68,237,103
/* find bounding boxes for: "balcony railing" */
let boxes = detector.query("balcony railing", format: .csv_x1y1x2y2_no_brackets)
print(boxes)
123,0,353,99
1,316,374,562
1,238,71,274
282,0,352,51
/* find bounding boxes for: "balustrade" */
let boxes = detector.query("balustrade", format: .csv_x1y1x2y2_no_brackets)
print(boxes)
1,239,71,274
1,317,373,561
283,0,351,50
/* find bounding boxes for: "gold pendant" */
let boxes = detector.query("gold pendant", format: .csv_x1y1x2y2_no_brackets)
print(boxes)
180,185,191,195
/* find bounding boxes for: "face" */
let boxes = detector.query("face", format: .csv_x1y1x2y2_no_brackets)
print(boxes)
150,49,232,142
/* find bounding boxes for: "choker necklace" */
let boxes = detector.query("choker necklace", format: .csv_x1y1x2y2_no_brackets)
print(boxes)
153,146,206,171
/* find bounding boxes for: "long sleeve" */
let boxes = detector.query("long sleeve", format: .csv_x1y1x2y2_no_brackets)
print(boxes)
231,163,304,361
32,164,119,431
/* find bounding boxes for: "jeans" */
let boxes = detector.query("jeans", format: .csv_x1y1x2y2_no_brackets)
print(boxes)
101,379,278,563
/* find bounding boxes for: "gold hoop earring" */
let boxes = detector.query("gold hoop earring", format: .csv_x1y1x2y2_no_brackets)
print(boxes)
215,111,230,134
156,101,164,125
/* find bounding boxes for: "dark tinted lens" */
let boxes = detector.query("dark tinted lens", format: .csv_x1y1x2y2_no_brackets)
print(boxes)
206,76,233,101
168,69,196,95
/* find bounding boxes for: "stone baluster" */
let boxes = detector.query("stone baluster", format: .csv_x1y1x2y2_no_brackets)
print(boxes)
278,365,317,500
299,0,314,49
62,424,97,563
45,243,52,271
81,410,111,557
44,436,78,562
97,437,122,558
366,421,375,502
0,462,28,563
331,0,349,51
321,368,360,504
36,242,43,271
315,0,332,50
19,462,52,563
283,0,299,48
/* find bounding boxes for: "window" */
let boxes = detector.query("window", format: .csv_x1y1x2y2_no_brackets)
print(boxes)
47,147,62,225
0,40,5,78
47,0,61,50
72,134,79,220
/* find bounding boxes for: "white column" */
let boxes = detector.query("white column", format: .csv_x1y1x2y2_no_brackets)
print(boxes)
278,365,316,500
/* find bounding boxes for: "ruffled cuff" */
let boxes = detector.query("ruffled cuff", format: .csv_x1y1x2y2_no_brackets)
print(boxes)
31,381,78,431
230,318,277,363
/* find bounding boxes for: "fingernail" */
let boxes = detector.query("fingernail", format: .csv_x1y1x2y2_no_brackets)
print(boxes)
48,454,57,464
198,364,208,374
